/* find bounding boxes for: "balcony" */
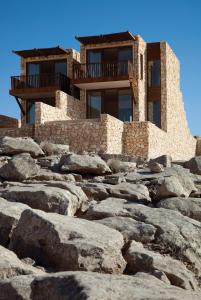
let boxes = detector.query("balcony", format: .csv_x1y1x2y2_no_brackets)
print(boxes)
10,73,70,99
72,61,134,89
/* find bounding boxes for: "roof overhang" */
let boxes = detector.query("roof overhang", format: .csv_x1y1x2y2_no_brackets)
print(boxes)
75,31,136,45
13,46,71,58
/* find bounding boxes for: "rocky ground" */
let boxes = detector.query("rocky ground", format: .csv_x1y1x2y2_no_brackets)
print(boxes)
1,136,201,299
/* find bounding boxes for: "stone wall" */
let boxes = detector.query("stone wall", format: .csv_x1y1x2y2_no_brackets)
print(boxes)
0,115,20,128
196,137,201,156
34,114,123,154
0,125,34,138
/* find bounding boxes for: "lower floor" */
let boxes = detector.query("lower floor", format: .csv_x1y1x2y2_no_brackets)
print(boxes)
22,88,162,129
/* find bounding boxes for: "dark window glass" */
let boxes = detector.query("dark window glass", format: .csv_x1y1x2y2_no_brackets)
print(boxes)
118,89,132,122
55,61,67,76
118,47,132,61
148,60,160,86
27,63,40,75
88,91,101,118
148,100,161,128
26,101,35,124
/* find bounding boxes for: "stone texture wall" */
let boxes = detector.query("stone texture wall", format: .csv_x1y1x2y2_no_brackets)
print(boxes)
34,114,123,154
0,125,34,138
0,115,20,128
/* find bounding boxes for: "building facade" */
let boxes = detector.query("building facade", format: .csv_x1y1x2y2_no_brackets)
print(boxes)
0,31,197,160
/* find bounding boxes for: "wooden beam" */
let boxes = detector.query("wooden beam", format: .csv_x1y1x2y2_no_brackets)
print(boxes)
14,96,25,115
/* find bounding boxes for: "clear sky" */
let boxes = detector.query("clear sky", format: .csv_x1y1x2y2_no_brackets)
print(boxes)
0,0,200,135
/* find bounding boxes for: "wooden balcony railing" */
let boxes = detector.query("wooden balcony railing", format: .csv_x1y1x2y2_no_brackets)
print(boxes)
11,73,70,93
73,60,134,81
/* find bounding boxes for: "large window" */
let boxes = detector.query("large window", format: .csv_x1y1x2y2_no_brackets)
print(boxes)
87,88,132,121
27,60,67,76
87,91,102,118
26,101,35,124
148,101,161,128
148,60,160,87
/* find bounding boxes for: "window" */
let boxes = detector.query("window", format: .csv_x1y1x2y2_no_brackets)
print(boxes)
55,61,67,76
118,89,132,122
87,91,102,118
140,54,143,80
148,60,160,87
148,101,161,128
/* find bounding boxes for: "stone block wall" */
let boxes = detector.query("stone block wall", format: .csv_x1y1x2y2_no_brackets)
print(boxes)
0,115,20,128
0,125,34,138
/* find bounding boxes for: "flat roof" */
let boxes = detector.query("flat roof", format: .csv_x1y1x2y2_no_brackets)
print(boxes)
13,46,71,58
75,31,136,45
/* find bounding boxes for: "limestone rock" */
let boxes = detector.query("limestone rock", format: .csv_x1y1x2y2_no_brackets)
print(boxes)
29,169,75,182
9,209,126,274
148,161,164,173
107,159,136,173
109,182,151,203
150,155,172,167
0,245,43,279
0,183,84,216
84,197,201,273
60,153,111,175
0,136,44,157
125,240,197,290
157,197,201,221
95,216,156,243
0,153,40,181
156,176,188,199
0,271,200,300
185,156,201,175
0,197,29,247
77,182,109,200
40,141,69,156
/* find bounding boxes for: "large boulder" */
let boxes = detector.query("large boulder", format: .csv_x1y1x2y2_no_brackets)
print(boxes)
157,197,201,221
0,153,40,181
0,197,29,247
9,209,126,274
40,141,69,156
0,183,86,216
0,136,44,157
95,216,156,243
0,245,43,279
84,197,201,273
109,182,151,203
0,271,200,300
60,153,112,175
185,157,201,175
77,182,110,201
125,241,197,290
148,161,164,173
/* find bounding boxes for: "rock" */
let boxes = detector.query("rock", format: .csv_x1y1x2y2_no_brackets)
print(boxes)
0,271,200,300
40,141,69,156
150,155,172,167
84,198,201,273
0,245,43,279
155,176,188,199
0,197,29,247
60,153,111,175
125,241,197,290
103,173,126,185
29,169,75,182
9,209,126,274
0,156,10,168
109,182,151,203
95,216,156,243
185,156,201,175
157,197,201,221
37,155,61,169
148,161,164,173
107,159,136,173
77,182,110,201
0,153,40,181
0,136,44,157
0,183,85,216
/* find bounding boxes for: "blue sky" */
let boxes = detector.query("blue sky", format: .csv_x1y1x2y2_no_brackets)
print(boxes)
0,0,201,135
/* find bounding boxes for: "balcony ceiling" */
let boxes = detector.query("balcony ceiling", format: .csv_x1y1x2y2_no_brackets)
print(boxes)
74,80,130,90
75,31,136,45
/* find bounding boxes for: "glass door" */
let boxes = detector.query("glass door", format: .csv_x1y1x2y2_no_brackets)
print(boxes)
118,89,132,121
26,101,35,124
87,50,102,78
118,47,132,76
27,62,40,87
87,91,102,118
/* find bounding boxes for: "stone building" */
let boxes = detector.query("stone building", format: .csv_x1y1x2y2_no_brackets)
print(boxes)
0,31,197,160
